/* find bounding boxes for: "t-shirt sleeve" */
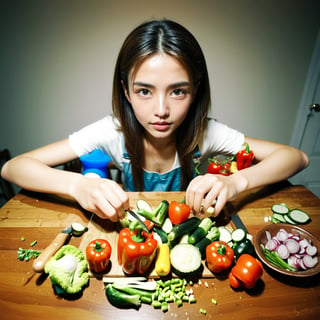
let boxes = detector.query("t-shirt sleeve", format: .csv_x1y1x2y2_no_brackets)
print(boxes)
200,119,245,157
68,116,123,168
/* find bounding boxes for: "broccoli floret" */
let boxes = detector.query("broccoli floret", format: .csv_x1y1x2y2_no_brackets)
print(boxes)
44,245,89,295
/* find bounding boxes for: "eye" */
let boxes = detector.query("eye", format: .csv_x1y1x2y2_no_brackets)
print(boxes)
137,88,151,97
171,88,187,97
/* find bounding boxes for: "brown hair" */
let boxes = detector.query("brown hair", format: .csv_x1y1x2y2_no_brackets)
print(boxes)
112,19,211,190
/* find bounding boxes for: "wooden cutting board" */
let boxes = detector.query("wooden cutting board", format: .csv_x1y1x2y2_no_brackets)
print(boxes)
78,192,237,278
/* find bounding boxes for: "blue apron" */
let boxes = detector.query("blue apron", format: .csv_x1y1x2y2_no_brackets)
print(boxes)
121,140,201,192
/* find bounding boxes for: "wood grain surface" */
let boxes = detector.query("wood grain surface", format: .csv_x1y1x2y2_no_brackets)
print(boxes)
0,182,319,320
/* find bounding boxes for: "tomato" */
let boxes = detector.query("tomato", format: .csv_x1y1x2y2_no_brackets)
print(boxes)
168,201,191,225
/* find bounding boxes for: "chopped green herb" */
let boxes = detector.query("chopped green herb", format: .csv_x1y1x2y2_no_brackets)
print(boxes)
30,240,37,247
17,248,42,261
211,298,217,305
20,237,25,241
200,308,207,315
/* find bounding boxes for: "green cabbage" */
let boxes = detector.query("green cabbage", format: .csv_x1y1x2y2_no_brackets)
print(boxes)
44,245,89,295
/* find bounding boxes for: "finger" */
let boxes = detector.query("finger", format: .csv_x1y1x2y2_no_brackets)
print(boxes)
212,188,228,216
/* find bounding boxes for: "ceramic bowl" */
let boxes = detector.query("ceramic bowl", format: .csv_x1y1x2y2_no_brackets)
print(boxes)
254,223,320,277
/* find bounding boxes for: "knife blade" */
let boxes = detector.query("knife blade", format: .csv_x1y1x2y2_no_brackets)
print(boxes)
231,212,248,233
32,225,73,273
126,209,150,234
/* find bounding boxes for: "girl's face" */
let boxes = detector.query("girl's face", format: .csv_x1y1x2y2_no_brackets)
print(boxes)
124,53,194,142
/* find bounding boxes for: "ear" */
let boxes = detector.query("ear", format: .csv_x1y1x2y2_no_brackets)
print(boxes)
121,80,131,103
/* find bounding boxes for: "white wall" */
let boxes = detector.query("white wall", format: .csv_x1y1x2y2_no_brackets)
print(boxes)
1,0,320,157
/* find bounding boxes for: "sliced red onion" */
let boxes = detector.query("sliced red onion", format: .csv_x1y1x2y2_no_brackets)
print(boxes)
276,229,288,242
287,256,300,270
265,239,278,251
306,245,318,256
277,244,290,260
285,238,300,254
302,255,318,268
265,230,271,241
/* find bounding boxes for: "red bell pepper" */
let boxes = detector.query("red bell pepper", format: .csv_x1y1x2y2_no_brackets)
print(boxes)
236,143,254,170
86,239,112,273
206,241,234,273
117,222,158,275
229,254,263,289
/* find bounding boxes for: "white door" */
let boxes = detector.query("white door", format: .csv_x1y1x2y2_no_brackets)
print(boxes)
290,29,320,198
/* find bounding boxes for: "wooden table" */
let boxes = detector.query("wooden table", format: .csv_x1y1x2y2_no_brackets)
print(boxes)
0,182,319,320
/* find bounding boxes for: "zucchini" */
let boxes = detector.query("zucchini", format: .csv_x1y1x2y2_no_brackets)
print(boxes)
153,226,168,243
167,217,200,243
194,226,220,259
137,200,169,226
288,209,310,224
105,284,141,308
188,217,214,244
170,244,202,276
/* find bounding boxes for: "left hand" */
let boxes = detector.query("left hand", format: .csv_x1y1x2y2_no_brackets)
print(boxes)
185,173,241,216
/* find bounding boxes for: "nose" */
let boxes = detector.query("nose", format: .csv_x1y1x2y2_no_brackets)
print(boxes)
154,93,169,118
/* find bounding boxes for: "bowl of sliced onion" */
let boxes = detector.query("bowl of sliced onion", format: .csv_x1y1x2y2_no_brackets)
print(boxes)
254,223,320,277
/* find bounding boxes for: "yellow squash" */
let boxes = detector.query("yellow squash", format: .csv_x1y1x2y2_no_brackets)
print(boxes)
155,243,171,276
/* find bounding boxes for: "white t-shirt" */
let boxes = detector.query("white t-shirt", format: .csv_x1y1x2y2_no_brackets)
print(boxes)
69,115,245,174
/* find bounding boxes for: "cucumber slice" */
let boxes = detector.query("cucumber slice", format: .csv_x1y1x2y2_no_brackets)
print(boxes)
219,227,232,244
272,213,286,223
271,204,290,215
231,229,246,242
288,209,310,224
283,214,297,225
136,199,153,213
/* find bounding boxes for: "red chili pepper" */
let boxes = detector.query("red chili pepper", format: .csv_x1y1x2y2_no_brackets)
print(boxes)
206,241,234,273
117,225,157,275
236,143,254,170
86,239,112,273
207,157,222,174
229,254,263,289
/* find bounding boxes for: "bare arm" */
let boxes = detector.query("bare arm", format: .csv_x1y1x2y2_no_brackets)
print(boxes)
1,139,128,221
186,137,309,215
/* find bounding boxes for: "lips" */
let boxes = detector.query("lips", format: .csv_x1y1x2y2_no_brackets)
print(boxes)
151,122,171,131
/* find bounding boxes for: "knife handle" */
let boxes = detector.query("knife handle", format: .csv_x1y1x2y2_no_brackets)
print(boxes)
32,232,70,273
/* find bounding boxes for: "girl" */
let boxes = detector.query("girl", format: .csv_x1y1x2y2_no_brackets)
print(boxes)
1,19,308,221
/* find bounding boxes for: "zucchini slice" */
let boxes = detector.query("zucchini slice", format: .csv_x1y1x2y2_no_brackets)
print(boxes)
170,244,202,276
218,227,232,244
231,229,246,243
288,209,310,224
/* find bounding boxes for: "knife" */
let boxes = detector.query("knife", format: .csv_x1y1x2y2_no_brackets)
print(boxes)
231,212,248,234
126,209,150,234
32,225,73,273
